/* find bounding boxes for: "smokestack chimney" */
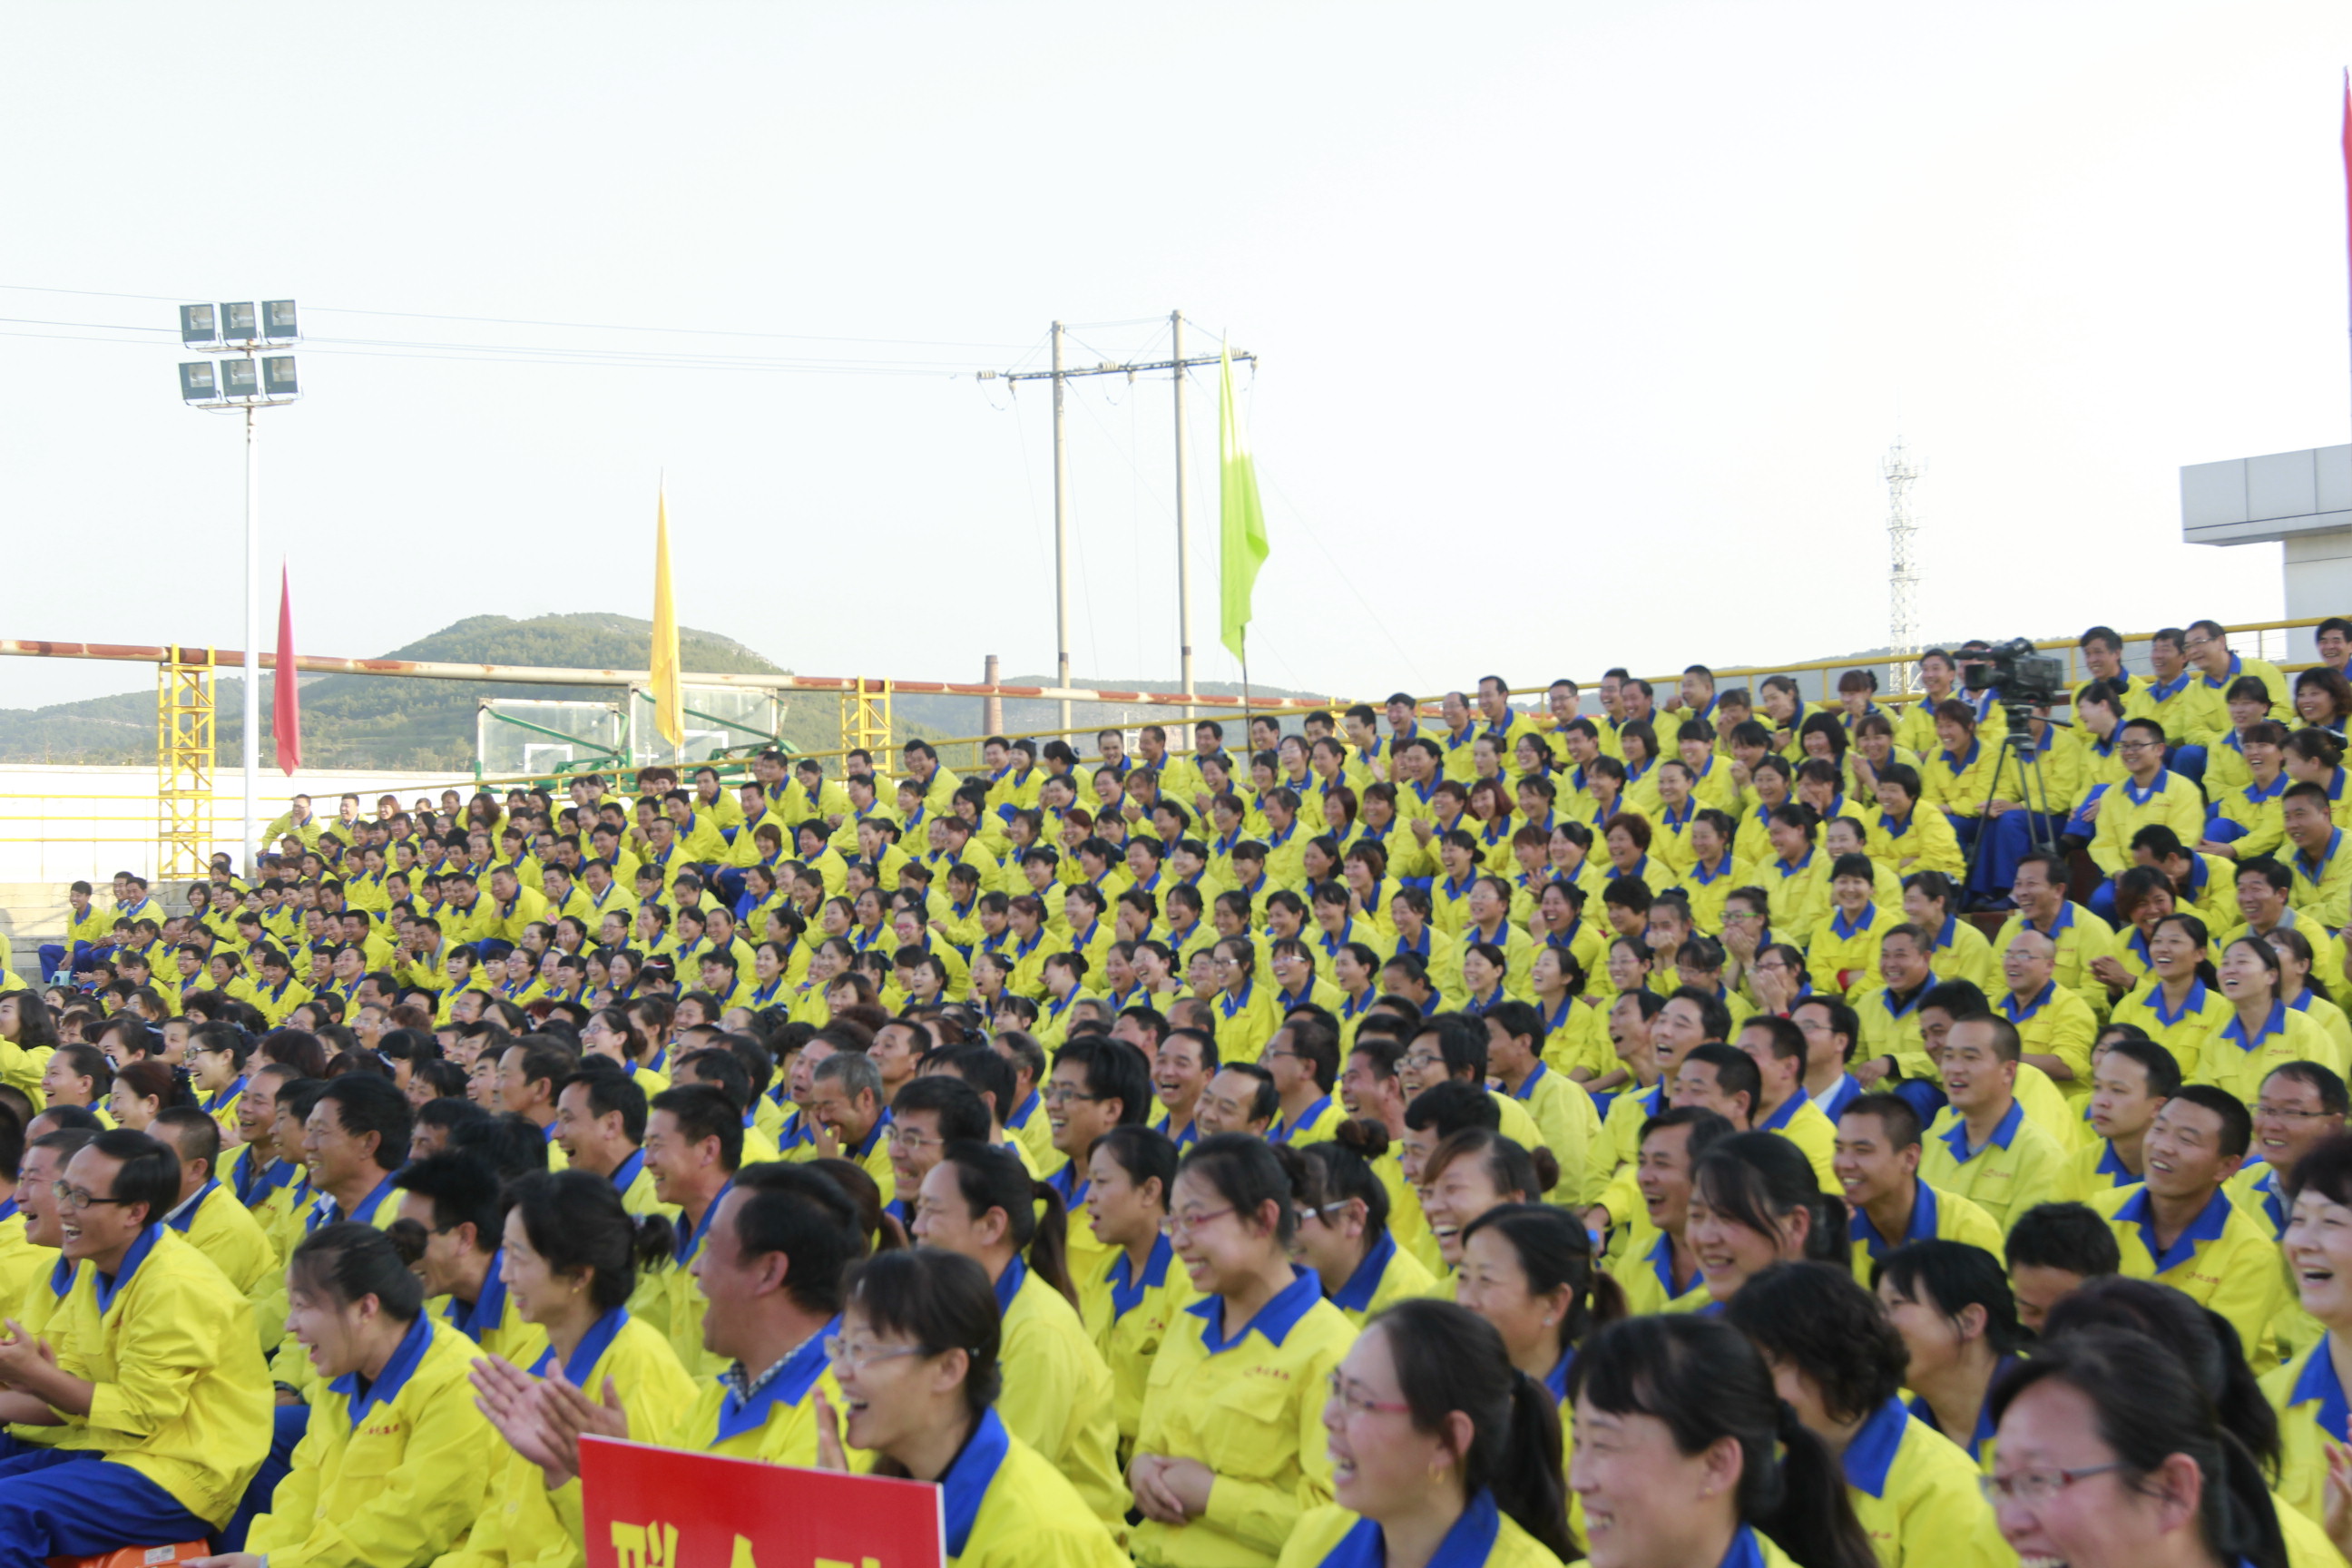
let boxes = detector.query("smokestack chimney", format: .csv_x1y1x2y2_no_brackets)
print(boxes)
983,654,1003,735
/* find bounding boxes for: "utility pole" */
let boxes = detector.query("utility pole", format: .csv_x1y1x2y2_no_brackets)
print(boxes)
1050,323,1073,739
982,318,1254,739
1171,310,1194,717
1884,441,1922,694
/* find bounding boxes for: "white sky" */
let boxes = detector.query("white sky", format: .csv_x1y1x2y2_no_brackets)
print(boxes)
3,2,2348,712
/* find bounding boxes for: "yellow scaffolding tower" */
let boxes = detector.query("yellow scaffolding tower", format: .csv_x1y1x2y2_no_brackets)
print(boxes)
838,677,892,760
157,647,216,878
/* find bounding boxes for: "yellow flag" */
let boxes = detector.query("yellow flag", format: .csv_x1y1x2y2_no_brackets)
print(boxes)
651,487,683,752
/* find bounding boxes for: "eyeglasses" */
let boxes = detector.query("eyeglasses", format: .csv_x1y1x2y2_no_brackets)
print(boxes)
1327,1371,1412,1418
2256,1102,2337,1122
1402,1052,1444,1073
1042,1083,1102,1105
1981,1462,2129,1505
1160,1206,1235,1237
52,1182,132,1214
822,1337,928,1372
884,1125,940,1151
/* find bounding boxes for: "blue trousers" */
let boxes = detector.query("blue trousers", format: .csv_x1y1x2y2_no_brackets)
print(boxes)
0,1449,215,1568
1892,1076,1949,1125
711,868,749,906
36,941,101,984
2170,744,2209,788
1981,810,2069,898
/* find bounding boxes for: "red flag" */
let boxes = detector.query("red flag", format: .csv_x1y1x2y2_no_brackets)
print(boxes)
272,562,301,775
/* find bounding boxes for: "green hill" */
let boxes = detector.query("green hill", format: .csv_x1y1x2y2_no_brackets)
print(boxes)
0,614,822,770
0,617,1329,772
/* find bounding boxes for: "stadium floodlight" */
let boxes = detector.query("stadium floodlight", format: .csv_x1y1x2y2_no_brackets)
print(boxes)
180,304,220,348
176,294,304,879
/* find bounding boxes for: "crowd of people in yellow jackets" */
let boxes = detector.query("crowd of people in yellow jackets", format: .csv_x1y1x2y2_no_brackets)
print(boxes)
13,618,2352,1568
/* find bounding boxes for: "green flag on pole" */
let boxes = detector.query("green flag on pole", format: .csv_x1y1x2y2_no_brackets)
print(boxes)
1218,343,1269,661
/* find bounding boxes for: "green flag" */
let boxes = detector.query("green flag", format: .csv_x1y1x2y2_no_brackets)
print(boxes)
1218,343,1269,661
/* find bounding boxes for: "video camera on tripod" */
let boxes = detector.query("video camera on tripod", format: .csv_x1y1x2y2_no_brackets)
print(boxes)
1961,636,2067,715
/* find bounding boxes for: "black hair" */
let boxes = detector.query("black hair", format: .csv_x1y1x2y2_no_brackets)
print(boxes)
935,1140,1075,1306
1179,1132,1302,1248
1091,1124,1179,1210
1568,1315,1878,1568
2042,1276,2283,1482
888,1074,992,1144
289,1220,426,1321
1690,1132,1847,1265
1458,1201,1627,1359
649,1084,745,1172
1988,1328,2286,1568
502,1169,674,1311
840,1248,1002,1448
1403,1080,1502,1137
1369,1298,1575,1560
729,1161,870,1316
316,1074,414,1173
85,1127,179,1223
1874,1239,2027,1356
1725,1261,1908,1423
2002,1201,2123,1278
392,1151,505,1250
558,1066,649,1144
1052,1036,1152,1127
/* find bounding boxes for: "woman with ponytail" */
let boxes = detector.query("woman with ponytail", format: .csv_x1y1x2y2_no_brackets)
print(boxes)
1688,1132,1847,1306
1279,1298,1573,1568
1724,1261,2008,1567
1132,1133,1360,1568
911,1140,1127,1537
1457,1203,1625,1438
1289,1122,1435,1325
1989,1326,2288,1568
2044,1278,2317,1567
1567,1313,1878,1568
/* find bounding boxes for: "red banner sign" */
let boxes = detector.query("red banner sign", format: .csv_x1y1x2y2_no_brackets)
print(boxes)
582,1436,945,1568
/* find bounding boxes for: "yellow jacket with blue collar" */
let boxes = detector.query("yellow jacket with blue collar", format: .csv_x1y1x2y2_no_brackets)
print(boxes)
2139,670,2228,750
167,1178,279,1345
0,1193,54,1318
1508,1063,1603,1205
1132,1266,1359,1568
1756,848,1828,945
1806,902,1893,998
1269,1093,1348,1149
2217,772,2290,859
2290,823,2352,930
653,1315,854,1465
2201,652,2295,723
45,1224,271,1528
1317,1229,1436,1329
2265,1333,2352,1524
2195,1001,2340,1103
2051,1136,2148,1205
1604,1223,1712,1316
2094,1181,2287,1368
1846,1180,2004,1288
441,1309,697,1568
246,1313,498,1568
1836,1396,2009,1568
1863,804,1964,878
1279,1490,1566,1568
2109,976,2235,1083
1080,1234,1200,1444
1995,980,2099,1096
995,1257,1129,1534
1921,737,2011,818
1916,1100,2065,1230
939,1406,1130,1568
1991,904,2115,1020
2090,769,2209,877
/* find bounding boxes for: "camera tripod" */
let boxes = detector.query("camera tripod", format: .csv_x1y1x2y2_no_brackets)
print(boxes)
1959,702,2069,904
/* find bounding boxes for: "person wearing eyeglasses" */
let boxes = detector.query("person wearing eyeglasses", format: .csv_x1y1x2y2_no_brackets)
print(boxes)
1988,1327,2286,1568
2086,719,2207,921
911,1141,1127,1537
0,1130,270,1568
1279,1297,1575,1568
1131,1134,1359,1568
805,1249,1125,1565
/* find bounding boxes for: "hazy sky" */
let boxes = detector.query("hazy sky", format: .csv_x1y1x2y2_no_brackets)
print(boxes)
4,3,2348,714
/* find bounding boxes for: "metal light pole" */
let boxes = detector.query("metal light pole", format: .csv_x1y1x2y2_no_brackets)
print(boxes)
181,299,300,875
1050,321,1073,740
1171,310,1194,716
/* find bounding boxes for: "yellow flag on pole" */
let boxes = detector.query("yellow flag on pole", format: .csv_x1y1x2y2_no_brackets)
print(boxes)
651,487,683,753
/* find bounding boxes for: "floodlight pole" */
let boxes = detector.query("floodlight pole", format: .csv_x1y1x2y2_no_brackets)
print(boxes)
1051,321,1073,740
1172,310,1194,720
242,392,260,875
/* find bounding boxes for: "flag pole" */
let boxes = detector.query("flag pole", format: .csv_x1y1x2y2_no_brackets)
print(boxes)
1241,632,1254,744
